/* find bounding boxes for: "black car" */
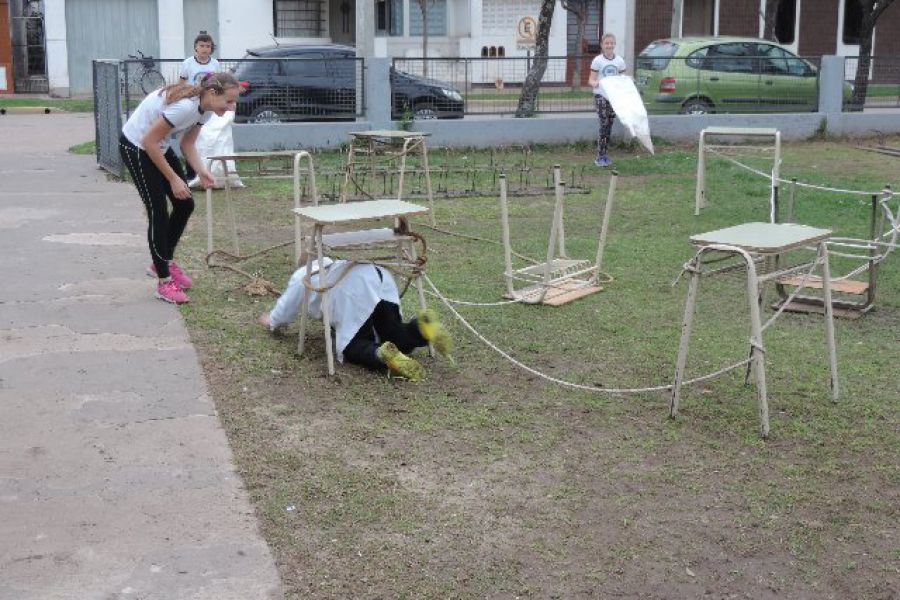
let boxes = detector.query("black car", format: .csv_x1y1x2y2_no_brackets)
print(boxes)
232,44,465,123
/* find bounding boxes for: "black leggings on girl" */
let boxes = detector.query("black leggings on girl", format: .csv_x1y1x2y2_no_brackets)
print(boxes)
342,300,428,371
119,134,194,279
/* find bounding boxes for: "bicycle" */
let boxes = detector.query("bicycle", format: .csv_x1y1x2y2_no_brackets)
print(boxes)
122,50,166,97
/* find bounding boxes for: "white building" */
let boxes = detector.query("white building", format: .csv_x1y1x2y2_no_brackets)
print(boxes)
32,0,634,96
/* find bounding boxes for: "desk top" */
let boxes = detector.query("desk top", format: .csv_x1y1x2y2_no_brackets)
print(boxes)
207,151,303,160
702,126,779,137
349,130,430,140
294,199,430,225
691,222,831,253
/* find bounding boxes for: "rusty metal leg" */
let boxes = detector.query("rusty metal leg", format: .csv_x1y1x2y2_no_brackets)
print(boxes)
671,259,701,419
819,242,840,402
745,257,770,438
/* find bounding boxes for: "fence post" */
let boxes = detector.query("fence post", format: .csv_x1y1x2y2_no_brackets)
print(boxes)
366,57,392,128
819,55,845,135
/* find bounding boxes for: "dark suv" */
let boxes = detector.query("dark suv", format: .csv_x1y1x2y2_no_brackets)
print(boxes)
233,44,465,123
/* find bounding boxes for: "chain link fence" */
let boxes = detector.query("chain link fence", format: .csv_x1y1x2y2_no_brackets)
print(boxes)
92,60,124,177
845,56,900,110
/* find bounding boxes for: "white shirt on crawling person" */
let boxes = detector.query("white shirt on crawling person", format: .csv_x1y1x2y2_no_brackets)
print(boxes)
122,90,211,151
591,53,626,98
267,260,402,363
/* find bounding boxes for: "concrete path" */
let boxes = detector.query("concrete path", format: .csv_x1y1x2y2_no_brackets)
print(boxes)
0,113,282,600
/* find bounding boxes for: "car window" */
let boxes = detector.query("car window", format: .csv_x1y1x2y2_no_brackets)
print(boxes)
283,53,326,77
637,40,679,71
705,43,756,74
686,47,709,69
758,43,812,77
233,58,279,80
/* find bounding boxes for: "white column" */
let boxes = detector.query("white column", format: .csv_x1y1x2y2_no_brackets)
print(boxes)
44,0,69,96
604,0,635,67
158,0,185,59
356,0,375,58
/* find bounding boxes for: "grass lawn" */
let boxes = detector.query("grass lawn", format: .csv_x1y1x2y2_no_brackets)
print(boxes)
175,138,899,598
0,97,94,112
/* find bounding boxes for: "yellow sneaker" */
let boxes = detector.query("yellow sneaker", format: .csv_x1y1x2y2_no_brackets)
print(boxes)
377,342,425,382
417,309,454,364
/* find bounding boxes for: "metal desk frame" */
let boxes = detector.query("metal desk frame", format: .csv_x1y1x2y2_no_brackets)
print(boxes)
671,222,839,438
204,151,316,263
340,130,435,224
293,199,431,375
695,127,781,216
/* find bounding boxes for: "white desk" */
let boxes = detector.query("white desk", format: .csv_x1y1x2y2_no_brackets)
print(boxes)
293,199,431,375
671,222,838,438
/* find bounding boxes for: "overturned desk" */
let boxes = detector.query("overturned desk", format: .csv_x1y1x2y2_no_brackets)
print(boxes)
204,151,316,257
293,199,431,375
341,130,435,223
671,222,839,438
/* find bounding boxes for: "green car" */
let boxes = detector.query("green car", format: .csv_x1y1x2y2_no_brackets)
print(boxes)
635,37,848,114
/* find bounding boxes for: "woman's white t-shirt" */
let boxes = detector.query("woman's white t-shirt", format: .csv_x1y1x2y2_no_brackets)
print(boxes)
179,56,221,85
122,90,211,151
591,53,627,98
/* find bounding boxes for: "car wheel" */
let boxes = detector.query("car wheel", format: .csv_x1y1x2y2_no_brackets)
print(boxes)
412,103,439,120
680,98,714,115
249,106,283,124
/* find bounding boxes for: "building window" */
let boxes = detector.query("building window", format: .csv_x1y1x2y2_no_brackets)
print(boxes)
376,0,403,36
842,0,863,45
774,0,796,45
409,0,447,36
274,0,323,37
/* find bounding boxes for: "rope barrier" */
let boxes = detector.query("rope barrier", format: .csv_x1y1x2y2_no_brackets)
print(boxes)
706,148,899,197
423,274,754,395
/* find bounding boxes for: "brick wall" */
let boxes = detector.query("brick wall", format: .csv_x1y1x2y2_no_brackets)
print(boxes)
874,0,900,55
717,0,758,36
635,0,672,55
798,0,839,56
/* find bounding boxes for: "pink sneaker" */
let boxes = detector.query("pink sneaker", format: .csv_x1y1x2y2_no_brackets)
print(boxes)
147,261,193,289
155,280,190,304
168,261,193,290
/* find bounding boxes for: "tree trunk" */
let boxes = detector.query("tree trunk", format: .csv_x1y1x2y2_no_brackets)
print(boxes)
851,10,877,109
515,0,556,118
763,0,780,41
850,0,896,109
571,6,587,92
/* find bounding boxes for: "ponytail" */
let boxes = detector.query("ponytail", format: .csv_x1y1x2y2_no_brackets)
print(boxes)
159,72,241,105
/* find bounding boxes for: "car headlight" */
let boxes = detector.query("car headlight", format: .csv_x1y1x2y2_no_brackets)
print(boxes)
441,88,463,102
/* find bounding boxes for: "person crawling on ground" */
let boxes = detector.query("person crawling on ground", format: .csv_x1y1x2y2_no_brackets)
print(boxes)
260,254,452,381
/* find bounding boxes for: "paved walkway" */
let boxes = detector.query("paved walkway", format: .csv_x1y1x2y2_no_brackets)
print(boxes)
0,113,282,599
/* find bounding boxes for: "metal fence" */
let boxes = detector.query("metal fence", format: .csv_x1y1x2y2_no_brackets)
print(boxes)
120,56,366,123
394,55,828,116
844,56,900,110
10,16,48,93
393,56,597,115
92,60,124,177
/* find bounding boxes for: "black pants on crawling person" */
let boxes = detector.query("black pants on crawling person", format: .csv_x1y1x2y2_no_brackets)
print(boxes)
343,301,429,371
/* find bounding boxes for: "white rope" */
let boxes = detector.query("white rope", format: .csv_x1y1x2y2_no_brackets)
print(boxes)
423,289,521,307
424,274,752,395
762,256,822,332
707,148,898,197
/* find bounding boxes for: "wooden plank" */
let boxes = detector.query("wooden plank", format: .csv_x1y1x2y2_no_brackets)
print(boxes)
777,275,869,295
505,279,602,306
772,300,865,320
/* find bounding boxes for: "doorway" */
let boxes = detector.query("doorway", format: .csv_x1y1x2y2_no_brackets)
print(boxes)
330,0,355,45
682,0,714,36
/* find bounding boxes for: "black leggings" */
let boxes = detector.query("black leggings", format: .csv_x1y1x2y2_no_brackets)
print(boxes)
119,134,194,279
342,300,427,371
594,95,616,157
